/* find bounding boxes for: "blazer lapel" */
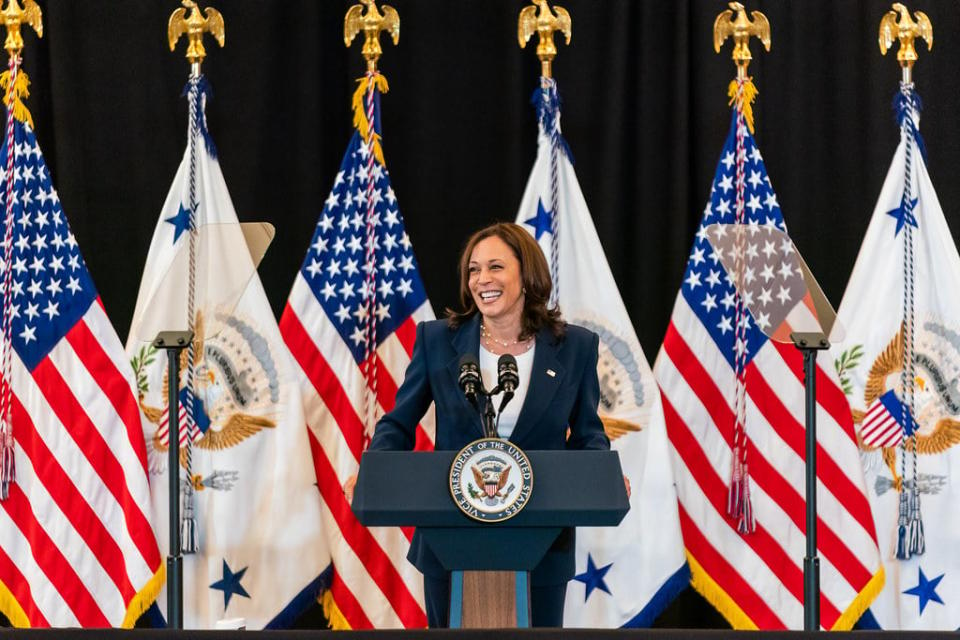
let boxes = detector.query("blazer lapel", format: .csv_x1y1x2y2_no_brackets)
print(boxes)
509,327,565,444
445,314,485,438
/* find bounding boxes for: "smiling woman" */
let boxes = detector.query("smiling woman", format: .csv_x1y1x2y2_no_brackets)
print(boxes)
355,221,611,628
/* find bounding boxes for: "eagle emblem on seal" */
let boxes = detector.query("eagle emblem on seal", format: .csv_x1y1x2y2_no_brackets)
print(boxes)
137,310,279,470
850,321,960,489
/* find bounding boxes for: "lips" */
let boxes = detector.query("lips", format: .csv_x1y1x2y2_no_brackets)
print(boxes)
479,291,502,302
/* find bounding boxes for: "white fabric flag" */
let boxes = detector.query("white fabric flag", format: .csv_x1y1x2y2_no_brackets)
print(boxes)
516,83,688,627
125,78,329,629
832,97,960,630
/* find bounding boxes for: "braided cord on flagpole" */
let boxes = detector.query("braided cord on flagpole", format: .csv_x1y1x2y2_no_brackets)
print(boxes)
896,80,923,559
727,76,755,534
179,73,202,554
361,71,380,444
0,55,20,501
544,78,560,309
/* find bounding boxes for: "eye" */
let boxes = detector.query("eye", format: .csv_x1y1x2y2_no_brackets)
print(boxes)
467,265,479,274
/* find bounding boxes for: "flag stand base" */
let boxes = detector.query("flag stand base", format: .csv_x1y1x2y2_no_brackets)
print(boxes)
791,332,830,632
154,330,193,630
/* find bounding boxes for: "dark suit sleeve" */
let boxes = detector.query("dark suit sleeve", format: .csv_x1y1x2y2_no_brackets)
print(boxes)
565,331,610,451
367,321,432,451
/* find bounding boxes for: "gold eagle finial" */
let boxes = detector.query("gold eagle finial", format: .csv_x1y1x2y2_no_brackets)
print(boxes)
168,0,225,68
518,0,572,79
345,0,400,74
713,1,770,79
879,3,932,72
2,0,42,58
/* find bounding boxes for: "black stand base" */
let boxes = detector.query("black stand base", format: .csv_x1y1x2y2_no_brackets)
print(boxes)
154,330,193,630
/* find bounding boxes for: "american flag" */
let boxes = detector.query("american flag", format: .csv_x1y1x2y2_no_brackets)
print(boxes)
653,111,883,629
280,78,433,629
860,389,912,449
0,111,162,625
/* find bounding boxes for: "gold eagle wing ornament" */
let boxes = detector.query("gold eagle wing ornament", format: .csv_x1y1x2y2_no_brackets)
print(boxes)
168,0,225,66
344,0,399,72
518,0,571,78
2,0,43,57
497,465,511,491
601,416,642,441
471,465,484,488
713,2,770,75
195,413,276,451
878,3,932,65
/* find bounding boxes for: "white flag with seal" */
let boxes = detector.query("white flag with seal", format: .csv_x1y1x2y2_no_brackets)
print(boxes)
516,80,688,627
832,87,960,630
125,76,329,628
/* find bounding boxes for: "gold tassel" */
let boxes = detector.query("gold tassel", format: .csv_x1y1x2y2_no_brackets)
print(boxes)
727,79,758,135
351,74,389,167
0,70,34,130
321,589,352,630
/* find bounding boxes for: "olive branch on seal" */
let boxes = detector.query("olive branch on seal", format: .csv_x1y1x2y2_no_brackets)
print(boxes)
466,483,482,500
834,344,864,396
130,344,158,397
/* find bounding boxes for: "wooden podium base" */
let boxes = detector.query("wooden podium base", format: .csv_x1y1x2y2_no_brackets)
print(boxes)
449,570,530,628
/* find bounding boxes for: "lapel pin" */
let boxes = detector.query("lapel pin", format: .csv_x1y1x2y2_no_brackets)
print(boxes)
546,369,556,377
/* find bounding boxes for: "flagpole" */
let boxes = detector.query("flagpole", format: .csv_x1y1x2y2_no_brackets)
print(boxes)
166,1,225,627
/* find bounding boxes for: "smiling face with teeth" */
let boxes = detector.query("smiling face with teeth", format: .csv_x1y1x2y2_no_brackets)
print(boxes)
467,235,526,332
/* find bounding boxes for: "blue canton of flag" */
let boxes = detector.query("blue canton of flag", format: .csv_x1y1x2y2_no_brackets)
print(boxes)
681,113,785,370
1,125,96,371
299,132,428,364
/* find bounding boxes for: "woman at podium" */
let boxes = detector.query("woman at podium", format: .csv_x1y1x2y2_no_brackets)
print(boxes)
355,222,610,627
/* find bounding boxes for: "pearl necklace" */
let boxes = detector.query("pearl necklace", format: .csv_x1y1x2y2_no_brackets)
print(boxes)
481,323,532,352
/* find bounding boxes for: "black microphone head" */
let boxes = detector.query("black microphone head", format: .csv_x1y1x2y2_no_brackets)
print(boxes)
497,353,519,394
458,354,481,403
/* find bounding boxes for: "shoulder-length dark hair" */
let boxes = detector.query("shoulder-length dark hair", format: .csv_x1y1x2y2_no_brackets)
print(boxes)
446,222,564,340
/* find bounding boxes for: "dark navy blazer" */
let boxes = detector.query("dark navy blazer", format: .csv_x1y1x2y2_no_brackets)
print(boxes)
367,313,609,585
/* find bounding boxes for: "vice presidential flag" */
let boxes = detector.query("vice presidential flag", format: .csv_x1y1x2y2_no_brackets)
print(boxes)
280,72,433,629
653,86,883,629
0,72,162,627
516,80,688,628
832,87,960,630
125,76,328,628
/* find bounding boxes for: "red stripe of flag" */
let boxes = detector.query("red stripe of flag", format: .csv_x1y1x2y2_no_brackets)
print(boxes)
1,484,110,626
0,541,48,627
394,317,417,359
745,362,878,543
30,359,159,573
329,568,373,629
66,320,150,478
12,394,137,602
676,503,784,629
281,307,365,462
662,394,837,622
772,341,857,443
308,431,426,627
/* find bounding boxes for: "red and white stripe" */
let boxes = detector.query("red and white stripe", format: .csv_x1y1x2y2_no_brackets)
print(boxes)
655,293,881,630
281,274,433,629
859,400,904,449
155,403,198,448
0,300,161,627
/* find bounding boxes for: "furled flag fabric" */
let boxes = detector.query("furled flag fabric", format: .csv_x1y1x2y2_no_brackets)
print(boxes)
124,76,328,628
653,84,884,629
0,69,162,627
516,80,688,627
279,72,433,629
832,87,960,630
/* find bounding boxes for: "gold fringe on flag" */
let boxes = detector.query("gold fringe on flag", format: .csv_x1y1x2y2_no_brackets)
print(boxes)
321,588,352,630
352,73,389,167
727,78,758,134
0,69,33,129
0,576,30,627
120,565,166,629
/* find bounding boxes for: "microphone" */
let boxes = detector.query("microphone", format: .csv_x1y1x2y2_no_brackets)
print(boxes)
496,354,519,413
458,354,482,406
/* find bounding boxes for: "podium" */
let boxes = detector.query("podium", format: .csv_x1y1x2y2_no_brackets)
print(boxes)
353,449,629,628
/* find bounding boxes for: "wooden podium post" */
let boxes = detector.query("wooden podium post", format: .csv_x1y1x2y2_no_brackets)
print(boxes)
451,570,529,628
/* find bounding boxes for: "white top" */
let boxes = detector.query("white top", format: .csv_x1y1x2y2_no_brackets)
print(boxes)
479,343,536,439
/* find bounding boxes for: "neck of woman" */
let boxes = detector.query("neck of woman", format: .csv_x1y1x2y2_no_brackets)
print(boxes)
482,313,523,343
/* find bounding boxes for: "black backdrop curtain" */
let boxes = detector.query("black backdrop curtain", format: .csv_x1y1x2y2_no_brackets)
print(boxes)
9,0,960,629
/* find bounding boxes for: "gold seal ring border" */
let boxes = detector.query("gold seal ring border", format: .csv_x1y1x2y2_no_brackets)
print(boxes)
448,437,534,524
